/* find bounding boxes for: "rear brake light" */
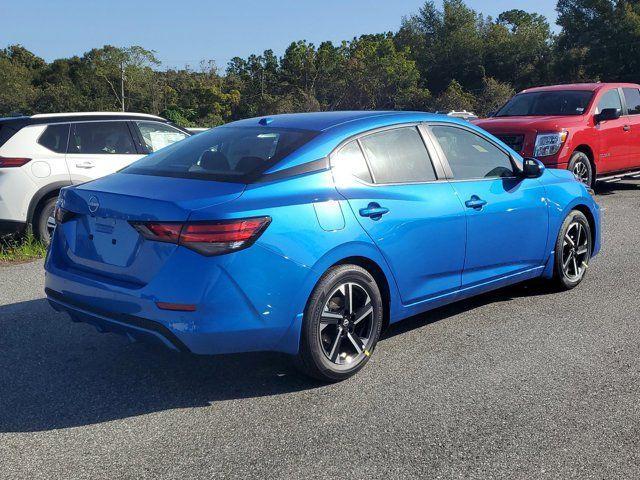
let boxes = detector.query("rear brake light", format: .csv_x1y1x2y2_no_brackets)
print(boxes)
130,217,271,256
54,205,76,224
0,156,31,168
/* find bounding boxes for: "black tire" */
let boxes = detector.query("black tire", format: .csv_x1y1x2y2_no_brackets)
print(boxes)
296,264,383,382
568,151,594,188
552,210,592,290
34,197,57,246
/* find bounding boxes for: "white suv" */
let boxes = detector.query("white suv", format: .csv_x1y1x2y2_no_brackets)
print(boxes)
0,112,190,243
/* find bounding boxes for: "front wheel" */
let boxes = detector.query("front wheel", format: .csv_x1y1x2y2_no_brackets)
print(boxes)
552,210,592,290
568,151,594,187
296,264,383,382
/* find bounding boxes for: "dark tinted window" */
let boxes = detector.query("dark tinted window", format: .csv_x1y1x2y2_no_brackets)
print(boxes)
0,124,19,148
496,90,593,117
596,89,623,114
69,122,136,154
122,126,318,182
38,124,69,153
333,141,372,183
432,126,514,180
623,88,640,115
359,127,436,183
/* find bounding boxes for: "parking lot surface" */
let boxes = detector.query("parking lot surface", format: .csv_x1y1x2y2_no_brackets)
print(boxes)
1,182,639,479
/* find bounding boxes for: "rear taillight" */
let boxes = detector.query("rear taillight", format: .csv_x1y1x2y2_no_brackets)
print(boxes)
130,217,271,256
54,205,76,224
0,156,31,168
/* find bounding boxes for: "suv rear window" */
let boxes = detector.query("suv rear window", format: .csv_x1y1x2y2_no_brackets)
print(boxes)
496,90,593,117
122,126,319,182
0,123,20,149
38,124,70,153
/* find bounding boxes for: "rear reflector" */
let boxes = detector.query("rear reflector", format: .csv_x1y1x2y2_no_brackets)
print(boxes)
131,216,271,256
0,157,31,168
156,302,197,312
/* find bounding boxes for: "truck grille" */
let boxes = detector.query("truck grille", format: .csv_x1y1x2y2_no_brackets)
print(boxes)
496,134,525,153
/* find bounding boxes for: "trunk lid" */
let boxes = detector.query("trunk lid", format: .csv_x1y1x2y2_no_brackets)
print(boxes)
56,173,245,286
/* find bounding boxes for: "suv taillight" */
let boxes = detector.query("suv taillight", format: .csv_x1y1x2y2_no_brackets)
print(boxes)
130,217,271,256
0,156,31,168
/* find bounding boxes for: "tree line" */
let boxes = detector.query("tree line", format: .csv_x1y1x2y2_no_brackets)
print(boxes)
1,0,639,127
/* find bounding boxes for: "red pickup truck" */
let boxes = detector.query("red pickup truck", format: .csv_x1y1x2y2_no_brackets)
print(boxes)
474,83,640,187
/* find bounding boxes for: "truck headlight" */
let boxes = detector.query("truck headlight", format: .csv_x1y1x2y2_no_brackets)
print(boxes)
534,131,568,157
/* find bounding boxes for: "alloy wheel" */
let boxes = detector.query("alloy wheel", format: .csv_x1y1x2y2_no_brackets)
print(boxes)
561,221,590,281
318,282,375,367
572,161,590,185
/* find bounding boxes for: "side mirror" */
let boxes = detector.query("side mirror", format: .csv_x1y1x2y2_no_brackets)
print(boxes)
522,157,545,178
595,108,621,123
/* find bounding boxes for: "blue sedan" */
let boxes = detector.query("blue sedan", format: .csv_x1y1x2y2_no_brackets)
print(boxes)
45,111,601,381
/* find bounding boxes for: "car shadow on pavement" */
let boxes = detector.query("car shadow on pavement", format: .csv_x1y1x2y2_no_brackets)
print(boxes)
594,180,639,196
1,281,554,433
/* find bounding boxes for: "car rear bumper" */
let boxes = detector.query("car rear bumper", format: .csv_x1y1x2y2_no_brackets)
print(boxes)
46,287,190,351
44,237,313,356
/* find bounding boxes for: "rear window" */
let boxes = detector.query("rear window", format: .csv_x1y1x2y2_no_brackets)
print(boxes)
38,124,70,153
122,126,319,182
496,90,593,117
0,124,19,149
623,88,640,115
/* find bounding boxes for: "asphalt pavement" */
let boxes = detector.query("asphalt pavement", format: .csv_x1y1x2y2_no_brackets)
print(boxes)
1,181,639,479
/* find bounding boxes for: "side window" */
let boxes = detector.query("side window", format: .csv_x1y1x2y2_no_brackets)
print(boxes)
69,122,136,154
135,121,189,152
623,88,640,115
37,124,70,153
359,127,436,183
596,89,623,114
332,141,372,183
431,126,514,180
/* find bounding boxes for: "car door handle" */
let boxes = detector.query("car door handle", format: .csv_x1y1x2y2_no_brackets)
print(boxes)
465,195,487,210
75,161,95,169
359,203,389,220
623,124,631,132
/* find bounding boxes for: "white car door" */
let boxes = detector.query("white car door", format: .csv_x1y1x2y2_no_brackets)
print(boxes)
66,121,143,184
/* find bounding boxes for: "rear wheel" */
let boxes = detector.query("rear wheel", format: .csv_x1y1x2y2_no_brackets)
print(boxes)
552,210,592,290
34,197,57,246
568,151,593,187
296,264,383,382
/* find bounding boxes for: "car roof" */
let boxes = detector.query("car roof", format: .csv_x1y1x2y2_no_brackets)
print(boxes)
0,111,166,129
225,110,452,132
241,110,483,173
521,82,640,94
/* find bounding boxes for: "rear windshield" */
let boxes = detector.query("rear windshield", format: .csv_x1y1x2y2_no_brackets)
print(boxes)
122,126,319,182
496,90,594,117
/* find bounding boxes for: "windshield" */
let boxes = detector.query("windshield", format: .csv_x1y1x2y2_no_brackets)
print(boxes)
495,90,594,117
122,126,319,182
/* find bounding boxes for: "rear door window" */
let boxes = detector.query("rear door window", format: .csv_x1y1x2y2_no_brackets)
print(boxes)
358,127,436,183
623,88,640,115
332,141,373,183
38,124,70,153
69,122,136,154
431,126,515,180
135,121,189,152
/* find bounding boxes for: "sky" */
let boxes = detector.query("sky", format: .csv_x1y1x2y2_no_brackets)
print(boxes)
2,0,559,70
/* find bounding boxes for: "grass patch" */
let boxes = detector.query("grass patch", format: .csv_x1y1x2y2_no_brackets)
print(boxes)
0,231,47,264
